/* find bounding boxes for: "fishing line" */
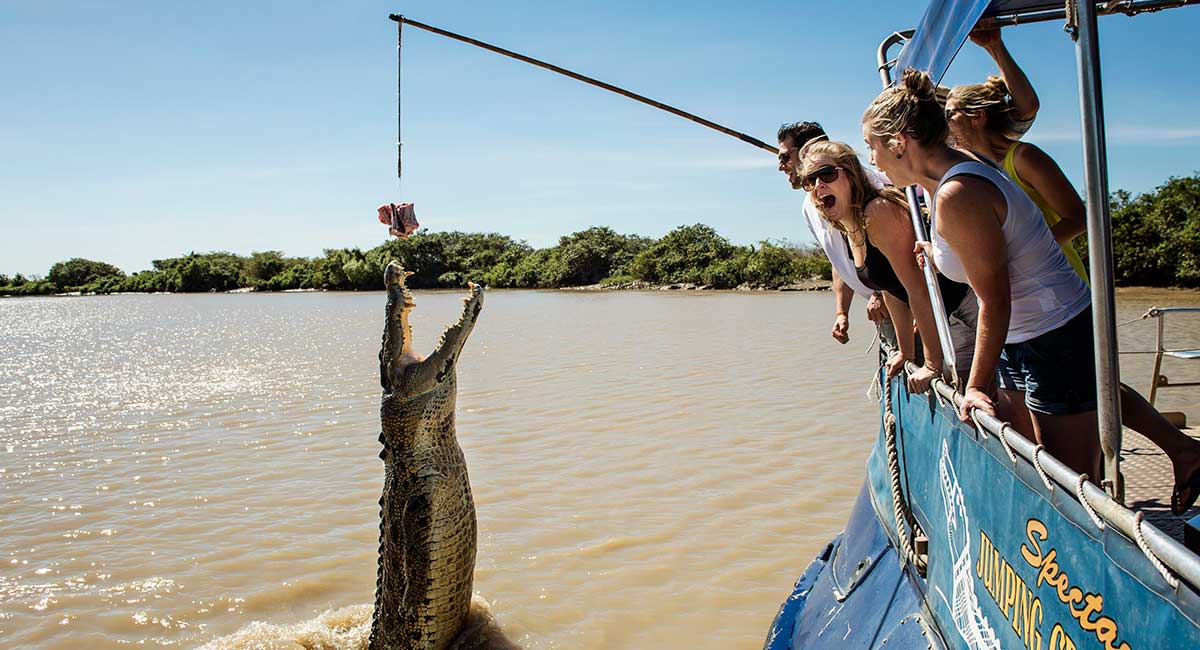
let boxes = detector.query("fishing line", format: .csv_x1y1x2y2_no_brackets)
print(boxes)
403,17,408,196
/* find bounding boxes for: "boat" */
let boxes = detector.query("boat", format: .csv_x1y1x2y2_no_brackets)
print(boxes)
763,1,1200,648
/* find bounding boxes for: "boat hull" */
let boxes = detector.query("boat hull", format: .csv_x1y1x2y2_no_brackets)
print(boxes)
764,483,945,649
766,371,1200,649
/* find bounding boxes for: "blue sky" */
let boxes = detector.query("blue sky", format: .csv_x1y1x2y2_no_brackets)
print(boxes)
3,1,1198,277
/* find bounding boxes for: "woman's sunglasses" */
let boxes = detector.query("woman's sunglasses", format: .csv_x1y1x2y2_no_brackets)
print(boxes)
800,165,841,192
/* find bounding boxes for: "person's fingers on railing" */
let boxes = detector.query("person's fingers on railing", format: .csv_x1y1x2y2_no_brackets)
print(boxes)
958,387,996,423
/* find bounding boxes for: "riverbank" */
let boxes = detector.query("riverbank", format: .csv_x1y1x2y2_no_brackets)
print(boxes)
560,278,832,292
16,283,1200,300
4,280,835,298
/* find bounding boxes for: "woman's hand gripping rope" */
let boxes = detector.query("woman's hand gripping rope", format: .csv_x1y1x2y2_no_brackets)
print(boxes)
906,362,939,394
959,387,997,424
889,354,939,395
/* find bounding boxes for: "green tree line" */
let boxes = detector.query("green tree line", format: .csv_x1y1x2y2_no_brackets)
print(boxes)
4,173,1197,297
0,225,831,296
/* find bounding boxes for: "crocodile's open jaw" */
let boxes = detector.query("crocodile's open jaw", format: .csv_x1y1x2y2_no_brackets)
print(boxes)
381,261,484,395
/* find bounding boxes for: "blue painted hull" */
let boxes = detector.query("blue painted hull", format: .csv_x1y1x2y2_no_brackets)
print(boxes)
764,483,946,649
766,370,1200,649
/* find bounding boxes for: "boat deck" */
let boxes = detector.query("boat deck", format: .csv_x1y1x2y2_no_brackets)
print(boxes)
1122,424,1200,542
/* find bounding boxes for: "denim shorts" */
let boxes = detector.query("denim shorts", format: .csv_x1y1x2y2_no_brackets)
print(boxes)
997,307,1097,416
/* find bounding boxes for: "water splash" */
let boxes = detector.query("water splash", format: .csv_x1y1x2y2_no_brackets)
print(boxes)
199,596,518,650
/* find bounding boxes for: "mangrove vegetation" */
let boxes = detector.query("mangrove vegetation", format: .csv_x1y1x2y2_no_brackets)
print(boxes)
0,225,830,296
3,174,1198,296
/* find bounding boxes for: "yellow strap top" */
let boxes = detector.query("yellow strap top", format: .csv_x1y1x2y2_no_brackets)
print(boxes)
1002,142,1089,282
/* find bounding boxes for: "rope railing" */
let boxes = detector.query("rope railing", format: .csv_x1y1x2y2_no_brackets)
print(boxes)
895,357,1200,591
882,380,928,572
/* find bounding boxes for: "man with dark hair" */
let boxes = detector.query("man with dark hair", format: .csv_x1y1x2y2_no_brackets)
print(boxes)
777,121,885,345
776,121,827,150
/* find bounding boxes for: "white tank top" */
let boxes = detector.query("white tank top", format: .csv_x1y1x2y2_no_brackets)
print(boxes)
929,161,1090,344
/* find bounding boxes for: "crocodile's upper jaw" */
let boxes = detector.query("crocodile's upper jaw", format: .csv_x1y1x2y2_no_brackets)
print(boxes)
384,263,417,362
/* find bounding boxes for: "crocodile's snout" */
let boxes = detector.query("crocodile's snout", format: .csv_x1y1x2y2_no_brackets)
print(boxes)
384,261,414,288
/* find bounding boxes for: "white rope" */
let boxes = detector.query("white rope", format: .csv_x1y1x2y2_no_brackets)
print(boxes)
1075,474,1106,530
935,385,952,410
863,327,881,355
867,360,883,401
1064,0,1080,38
1116,314,1149,328
884,380,927,571
996,423,1019,464
1133,511,1180,589
970,409,990,441
1032,444,1055,492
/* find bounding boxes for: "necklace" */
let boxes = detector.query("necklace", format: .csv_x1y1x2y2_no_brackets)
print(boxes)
839,223,866,246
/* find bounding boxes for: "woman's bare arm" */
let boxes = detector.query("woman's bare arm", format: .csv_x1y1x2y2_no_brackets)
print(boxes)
867,198,945,374
972,28,1039,124
1013,142,1087,243
883,291,916,359
937,178,1012,419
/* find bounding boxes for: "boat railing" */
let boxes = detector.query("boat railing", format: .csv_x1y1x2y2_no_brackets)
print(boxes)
900,357,1200,592
1118,307,1200,407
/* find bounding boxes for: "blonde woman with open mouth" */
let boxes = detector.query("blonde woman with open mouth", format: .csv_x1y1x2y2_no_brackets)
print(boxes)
798,139,977,393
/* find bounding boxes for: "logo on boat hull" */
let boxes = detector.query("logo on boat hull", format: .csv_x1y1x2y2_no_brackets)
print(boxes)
938,440,1001,650
939,441,1130,650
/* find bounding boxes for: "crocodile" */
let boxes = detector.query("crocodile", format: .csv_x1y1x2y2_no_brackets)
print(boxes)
370,260,484,650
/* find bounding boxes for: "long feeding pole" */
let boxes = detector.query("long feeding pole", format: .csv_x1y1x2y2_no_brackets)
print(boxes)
387,14,778,155
1074,0,1124,501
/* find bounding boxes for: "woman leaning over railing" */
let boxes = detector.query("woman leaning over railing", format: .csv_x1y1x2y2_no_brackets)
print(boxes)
861,69,1099,480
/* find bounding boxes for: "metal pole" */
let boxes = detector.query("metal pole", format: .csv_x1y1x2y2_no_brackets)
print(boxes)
1074,0,1123,499
1150,314,1165,405
877,32,959,386
977,0,1200,30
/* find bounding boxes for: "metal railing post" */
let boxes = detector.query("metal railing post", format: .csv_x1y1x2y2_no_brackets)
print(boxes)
877,33,960,386
1074,0,1123,499
1150,313,1165,405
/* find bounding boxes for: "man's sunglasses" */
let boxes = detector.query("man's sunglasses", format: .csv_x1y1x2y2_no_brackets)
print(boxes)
800,165,841,191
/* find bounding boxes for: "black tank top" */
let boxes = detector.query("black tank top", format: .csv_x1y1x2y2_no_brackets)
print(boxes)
847,235,969,312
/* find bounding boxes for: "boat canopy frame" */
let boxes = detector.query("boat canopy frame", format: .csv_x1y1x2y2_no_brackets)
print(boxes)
877,0,1200,591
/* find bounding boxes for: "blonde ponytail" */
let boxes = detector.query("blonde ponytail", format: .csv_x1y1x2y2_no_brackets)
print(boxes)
862,68,949,147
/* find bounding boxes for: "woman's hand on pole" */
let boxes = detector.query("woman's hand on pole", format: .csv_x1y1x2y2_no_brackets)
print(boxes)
913,240,935,271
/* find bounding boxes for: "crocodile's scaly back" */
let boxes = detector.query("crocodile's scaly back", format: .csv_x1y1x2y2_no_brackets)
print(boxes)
370,261,483,650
